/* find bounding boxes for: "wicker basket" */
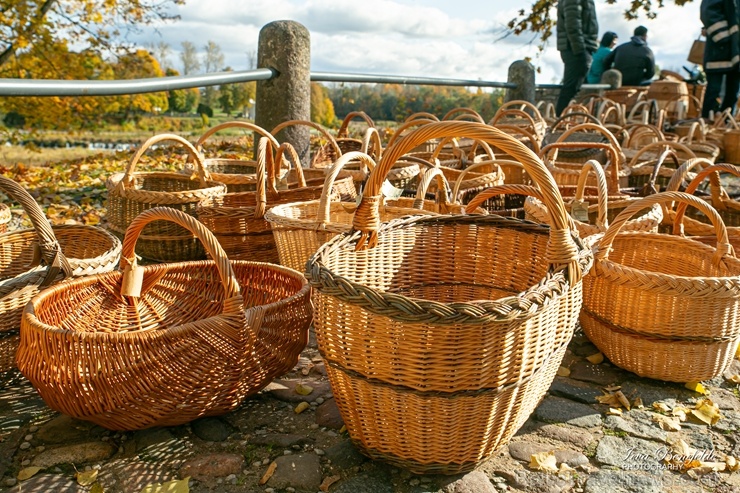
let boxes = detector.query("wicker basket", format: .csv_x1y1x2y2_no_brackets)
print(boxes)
265,151,436,272
0,176,121,372
627,141,697,190
525,160,662,238
581,191,740,382
189,121,281,193
18,207,312,430
0,204,10,234
270,120,341,169
306,121,593,474
106,133,227,262
489,101,548,141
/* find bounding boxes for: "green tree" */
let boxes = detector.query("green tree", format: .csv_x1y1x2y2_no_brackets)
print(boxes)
180,40,200,75
112,49,168,117
165,67,198,113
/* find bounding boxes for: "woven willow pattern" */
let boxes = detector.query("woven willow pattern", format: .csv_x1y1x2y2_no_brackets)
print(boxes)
582,192,740,382
307,121,592,474
18,207,312,430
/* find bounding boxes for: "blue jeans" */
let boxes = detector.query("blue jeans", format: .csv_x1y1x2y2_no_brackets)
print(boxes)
556,48,592,116
702,71,740,118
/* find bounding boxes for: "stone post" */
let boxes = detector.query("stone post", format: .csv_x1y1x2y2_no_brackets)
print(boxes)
601,69,622,89
506,60,536,104
255,21,311,165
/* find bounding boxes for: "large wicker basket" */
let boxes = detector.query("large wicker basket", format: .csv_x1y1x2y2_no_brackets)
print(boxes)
106,133,227,262
306,121,593,474
0,176,121,372
18,207,312,430
581,192,740,382
264,151,436,272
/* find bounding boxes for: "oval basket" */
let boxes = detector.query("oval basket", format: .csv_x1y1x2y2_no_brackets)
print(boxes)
306,121,592,474
18,207,312,430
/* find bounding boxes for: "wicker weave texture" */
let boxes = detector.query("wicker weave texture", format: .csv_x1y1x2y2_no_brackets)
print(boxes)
18,207,312,430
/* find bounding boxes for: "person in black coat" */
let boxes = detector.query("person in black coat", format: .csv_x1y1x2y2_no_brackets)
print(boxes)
603,26,656,86
700,0,740,118
555,0,599,115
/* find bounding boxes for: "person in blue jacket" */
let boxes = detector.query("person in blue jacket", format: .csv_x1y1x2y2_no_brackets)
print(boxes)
700,0,740,118
587,32,618,83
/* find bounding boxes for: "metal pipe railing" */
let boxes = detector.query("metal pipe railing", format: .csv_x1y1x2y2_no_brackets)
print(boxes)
310,71,515,89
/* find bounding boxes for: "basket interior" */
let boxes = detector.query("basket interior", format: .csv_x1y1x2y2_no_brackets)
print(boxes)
31,262,307,334
134,174,214,193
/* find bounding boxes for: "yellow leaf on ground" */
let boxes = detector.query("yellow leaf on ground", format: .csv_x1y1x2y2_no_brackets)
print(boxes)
607,408,622,416
90,483,105,493
691,399,722,426
586,352,604,364
529,452,559,474
685,382,709,395
653,402,671,413
726,456,740,472
672,408,688,422
259,462,277,485
294,402,310,414
17,467,43,481
653,415,682,431
140,478,189,493
77,469,99,486
557,366,571,377
596,393,622,408
295,384,314,396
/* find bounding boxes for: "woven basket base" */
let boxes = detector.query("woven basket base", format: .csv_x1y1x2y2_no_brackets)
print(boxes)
324,342,567,475
581,310,740,382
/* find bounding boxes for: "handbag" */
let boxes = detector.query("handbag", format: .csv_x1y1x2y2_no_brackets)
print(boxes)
688,35,705,65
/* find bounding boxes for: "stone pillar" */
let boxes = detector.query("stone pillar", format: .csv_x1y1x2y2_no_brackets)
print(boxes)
601,69,622,89
506,60,536,104
255,21,311,165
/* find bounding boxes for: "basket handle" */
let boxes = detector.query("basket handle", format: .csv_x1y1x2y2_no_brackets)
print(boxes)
357,121,584,284
120,134,209,190
574,160,609,231
673,164,740,220
490,124,541,154
385,118,437,149
120,207,242,302
541,141,622,194
360,127,383,162
496,100,546,124
442,107,485,123
664,157,714,193
270,120,341,165
628,140,697,168
270,142,306,192
337,111,375,138
488,108,538,131
195,121,279,151
450,160,504,204
411,166,454,210
624,123,665,148
0,176,73,285
549,111,602,131
679,119,708,144
403,112,440,122
317,151,377,225
595,191,734,267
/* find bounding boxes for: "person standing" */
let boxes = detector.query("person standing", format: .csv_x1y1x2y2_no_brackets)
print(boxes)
555,0,599,116
603,26,656,86
587,31,618,83
700,0,740,118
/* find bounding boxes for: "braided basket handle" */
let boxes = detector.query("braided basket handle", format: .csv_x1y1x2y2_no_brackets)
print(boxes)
337,111,375,138
442,107,484,123
271,120,341,164
358,121,583,284
404,112,440,122
490,124,541,154
450,160,503,203
574,160,609,231
195,121,279,152
673,164,740,221
385,118,438,149
0,176,73,284
316,152,377,225
412,166,453,210
495,100,546,124
120,207,242,301
596,191,734,267
664,157,714,193
271,142,306,190
121,134,209,189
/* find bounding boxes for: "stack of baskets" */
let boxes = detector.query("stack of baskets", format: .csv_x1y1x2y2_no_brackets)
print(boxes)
306,121,593,473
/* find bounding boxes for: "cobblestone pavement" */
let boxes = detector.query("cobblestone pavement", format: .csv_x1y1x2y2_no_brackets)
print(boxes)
0,327,738,493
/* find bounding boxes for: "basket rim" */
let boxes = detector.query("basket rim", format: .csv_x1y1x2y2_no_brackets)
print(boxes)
106,172,227,202
23,259,311,338
307,213,592,326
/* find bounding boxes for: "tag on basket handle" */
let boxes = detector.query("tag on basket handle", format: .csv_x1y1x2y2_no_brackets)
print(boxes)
570,199,590,223
121,261,145,297
381,180,404,200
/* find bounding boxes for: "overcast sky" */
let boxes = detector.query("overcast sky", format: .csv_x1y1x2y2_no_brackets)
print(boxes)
130,0,701,86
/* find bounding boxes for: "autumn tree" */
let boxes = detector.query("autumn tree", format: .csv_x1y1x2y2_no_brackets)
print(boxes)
508,0,693,47
218,68,254,116
201,41,224,108
0,1,183,73
311,83,336,127
165,68,199,113
111,49,168,119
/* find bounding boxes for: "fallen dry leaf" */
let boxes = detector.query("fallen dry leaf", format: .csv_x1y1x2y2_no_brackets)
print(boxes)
557,366,571,377
615,390,631,410
90,483,104,493
17,467,43,481
604,385,622,392
295,384,314,396
691,399,721,426
259,462,277,485
76,469,99,486
653,402,671,413
596,393,622,407
140,478,189,493
529,452,559,474
633,397,644,409
653,415,682,431
685,382,709,395
586,352,604,364
294,402,310,414
672,408,688,422
687,462,726,478
607,407,623,416
320,475,341,492
726,455,740,472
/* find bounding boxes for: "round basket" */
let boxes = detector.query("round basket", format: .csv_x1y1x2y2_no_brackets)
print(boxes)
0,176,121,372
265,152,436,273
105,133,227,262
582,192,740,382
18,207,312,430
627,141,697,191
306,121,592,474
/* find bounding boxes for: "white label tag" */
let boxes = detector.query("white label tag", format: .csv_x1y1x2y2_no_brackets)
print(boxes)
381,180,405,200
570,199,590,223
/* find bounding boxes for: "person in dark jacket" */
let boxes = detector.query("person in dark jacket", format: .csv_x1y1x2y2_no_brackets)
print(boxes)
700,0,740,118
555,0,599,115
603,26,656,86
